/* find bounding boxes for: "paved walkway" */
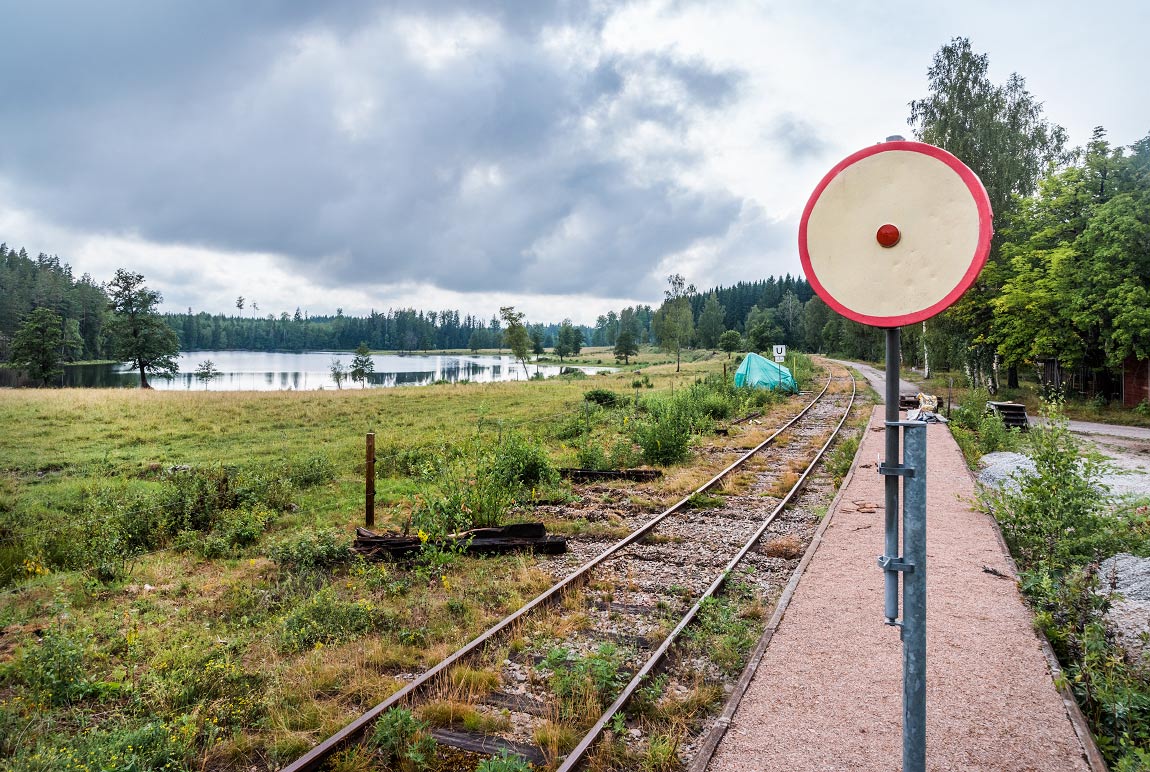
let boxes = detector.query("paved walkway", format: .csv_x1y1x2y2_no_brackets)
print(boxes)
706,407,1095,772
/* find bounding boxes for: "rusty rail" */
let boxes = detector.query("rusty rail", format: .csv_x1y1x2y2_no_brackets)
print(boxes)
283,374,841,772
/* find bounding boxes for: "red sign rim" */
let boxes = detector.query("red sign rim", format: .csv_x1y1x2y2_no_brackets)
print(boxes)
797,141,993,328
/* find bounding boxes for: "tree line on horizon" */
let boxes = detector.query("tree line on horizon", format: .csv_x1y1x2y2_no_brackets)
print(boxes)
0,240,820,374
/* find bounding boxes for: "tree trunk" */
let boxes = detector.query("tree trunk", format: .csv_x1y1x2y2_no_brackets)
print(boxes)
676,344,681,372
138,360,151,389
922,321,931,380
1007,365,1019,389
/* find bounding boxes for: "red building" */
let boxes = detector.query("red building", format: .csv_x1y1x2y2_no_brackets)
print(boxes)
1123,355,1150,408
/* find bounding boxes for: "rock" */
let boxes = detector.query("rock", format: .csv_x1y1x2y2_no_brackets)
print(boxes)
1099,553,1150,663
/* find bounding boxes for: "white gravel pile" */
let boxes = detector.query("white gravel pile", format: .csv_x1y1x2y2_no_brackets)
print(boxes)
976,451,1036,493
1099,553,1150,663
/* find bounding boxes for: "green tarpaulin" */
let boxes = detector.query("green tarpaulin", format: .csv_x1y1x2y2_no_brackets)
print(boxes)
734,352,797,393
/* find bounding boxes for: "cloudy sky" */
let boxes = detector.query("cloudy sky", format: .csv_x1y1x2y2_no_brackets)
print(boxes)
1,1,1145,324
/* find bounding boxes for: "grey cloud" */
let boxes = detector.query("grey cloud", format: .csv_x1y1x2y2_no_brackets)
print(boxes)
768,113,830,160
1,2,750,300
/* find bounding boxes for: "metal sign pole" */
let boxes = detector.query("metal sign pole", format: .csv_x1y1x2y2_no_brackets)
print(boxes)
902,421,927,772
877,330,927,772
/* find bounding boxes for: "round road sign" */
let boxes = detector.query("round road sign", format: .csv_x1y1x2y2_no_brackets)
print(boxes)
798,140,993,327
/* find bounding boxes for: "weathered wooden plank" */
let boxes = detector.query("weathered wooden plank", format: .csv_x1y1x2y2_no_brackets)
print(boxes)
558,468,663,482
429,728,547,766
352,524,567,559
482,691,551,718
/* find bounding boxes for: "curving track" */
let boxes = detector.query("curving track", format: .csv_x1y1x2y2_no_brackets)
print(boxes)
284,364,858,771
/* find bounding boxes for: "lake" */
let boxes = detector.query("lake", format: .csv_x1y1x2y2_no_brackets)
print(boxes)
0,351,612,390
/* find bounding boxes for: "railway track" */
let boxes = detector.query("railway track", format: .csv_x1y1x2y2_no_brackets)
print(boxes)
284,365,858,772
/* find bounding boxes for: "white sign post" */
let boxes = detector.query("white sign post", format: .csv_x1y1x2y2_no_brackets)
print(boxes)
798,139,992,772
773,344,786,363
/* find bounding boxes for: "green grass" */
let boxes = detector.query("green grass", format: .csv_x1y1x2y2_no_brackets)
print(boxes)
0,349,828,770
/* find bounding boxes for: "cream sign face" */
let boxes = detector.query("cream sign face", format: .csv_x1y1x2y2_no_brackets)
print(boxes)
798,141,993,327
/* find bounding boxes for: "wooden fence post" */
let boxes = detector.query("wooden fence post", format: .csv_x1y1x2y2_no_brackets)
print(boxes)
365,432,375,527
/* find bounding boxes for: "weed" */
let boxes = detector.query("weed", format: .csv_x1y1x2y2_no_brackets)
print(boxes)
450,666,500,696
825,434,859,484
14,626,92,706
687,492,724,509
370,707,438,771
687,596,757,675
477,749,533,772
630,673,669,718
762,535,804,559
768,471,800,498
4,718,198,772
534,721,580,761
643,733,680,771
545,644,626,721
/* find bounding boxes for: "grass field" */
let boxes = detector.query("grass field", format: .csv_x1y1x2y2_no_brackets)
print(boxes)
0,347,823,771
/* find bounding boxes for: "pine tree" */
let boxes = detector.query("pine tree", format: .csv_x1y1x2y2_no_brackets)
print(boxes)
104,270,180,388
350,342,375,388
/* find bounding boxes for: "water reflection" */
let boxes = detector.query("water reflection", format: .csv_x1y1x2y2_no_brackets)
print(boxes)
0,351,613,391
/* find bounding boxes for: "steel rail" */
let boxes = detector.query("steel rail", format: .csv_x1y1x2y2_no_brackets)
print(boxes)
557,370,856,771
282,375,835,772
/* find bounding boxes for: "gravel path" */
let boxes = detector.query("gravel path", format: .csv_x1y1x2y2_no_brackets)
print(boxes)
706,407,1092,772
829,359,917,403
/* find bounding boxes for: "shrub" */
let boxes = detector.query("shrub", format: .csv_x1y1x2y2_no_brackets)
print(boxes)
986,408,1113,569
576,443,610,471
491,433,559,489
283,454,336,488
277,587,378,652
79,507,138,583
161,463,298,537
633,400,695,466
267,530,351,573
377,440,460,479
583,388,620,407
416,433,558,532
608,439,643,470
217,505,272,549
